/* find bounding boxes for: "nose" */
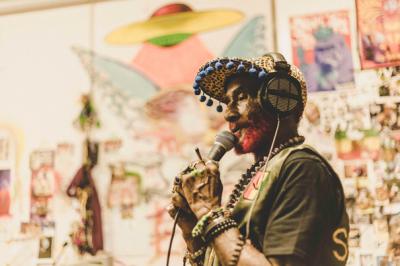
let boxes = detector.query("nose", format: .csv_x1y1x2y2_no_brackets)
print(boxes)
224,108,240,122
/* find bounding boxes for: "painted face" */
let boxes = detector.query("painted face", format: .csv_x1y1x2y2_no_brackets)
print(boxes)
224,75,277,155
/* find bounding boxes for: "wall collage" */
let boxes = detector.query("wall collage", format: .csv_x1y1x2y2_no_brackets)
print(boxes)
0,0,399,265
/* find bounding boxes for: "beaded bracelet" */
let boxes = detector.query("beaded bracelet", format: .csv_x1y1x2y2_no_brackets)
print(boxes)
192,207,224,238
204,218,238,243
227,234,245,266
184,246,206,266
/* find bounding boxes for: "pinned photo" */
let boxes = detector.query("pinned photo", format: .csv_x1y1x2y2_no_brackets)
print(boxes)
38,236,53,259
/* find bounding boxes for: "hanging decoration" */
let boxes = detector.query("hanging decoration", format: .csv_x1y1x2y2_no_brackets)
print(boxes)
66,4,103,256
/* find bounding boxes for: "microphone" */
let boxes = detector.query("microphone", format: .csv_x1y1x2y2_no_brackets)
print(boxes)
207,131,237,162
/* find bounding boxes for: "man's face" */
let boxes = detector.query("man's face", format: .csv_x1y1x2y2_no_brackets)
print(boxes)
224,75,277,155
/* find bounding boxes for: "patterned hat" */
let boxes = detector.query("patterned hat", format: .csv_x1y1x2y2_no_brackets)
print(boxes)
192,55,307,113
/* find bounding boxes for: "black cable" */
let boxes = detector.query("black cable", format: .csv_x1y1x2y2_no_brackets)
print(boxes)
166,209,181,266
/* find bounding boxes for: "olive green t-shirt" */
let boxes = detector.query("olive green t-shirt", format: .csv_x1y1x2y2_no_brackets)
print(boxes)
231,148,349,265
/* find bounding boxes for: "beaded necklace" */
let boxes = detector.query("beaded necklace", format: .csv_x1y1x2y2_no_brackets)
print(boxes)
225,135,305,213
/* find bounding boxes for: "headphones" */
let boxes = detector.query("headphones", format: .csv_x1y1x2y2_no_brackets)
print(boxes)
258,52,303,117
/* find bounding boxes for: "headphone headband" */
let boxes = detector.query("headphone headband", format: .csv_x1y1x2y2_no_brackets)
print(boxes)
264,52,287,64
264,52,290,72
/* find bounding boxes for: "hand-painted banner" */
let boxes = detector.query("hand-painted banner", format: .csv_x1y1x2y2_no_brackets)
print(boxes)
356,0,400,69
290,10,354,92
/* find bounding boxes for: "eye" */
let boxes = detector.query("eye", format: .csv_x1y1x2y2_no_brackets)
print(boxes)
237,92,248,101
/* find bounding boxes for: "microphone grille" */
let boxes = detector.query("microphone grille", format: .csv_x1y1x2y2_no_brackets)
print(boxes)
215,131,237,151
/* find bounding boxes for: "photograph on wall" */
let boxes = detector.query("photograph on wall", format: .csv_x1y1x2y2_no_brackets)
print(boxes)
356,0,400,69
29,150,60,222
38,236,53,259
343,160,370,188
370,101,400,131
289,10,354,92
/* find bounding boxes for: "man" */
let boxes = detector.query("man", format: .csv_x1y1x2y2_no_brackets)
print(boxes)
168,53,349,266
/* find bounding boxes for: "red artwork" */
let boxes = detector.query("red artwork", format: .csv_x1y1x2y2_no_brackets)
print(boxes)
356,0,400,69
0,169,11,217
29,150,61,222
132,36,213,89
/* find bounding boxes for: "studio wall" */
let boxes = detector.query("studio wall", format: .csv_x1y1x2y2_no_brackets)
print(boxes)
0,1,272,265
0,0,399,265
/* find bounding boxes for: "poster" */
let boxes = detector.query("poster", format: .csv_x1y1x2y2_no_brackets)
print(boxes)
290,10,354,92
356,0,400,69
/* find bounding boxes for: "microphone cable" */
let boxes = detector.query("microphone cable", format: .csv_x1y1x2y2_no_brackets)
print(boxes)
245,115,280,239
166,209,181,266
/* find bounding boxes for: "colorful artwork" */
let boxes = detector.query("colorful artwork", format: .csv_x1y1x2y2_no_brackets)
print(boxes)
370,101,400,131
0,169,11,217
356,0,400,69
290,10,354,92
0,1,271,264
73,3,270,141
30,150,60,222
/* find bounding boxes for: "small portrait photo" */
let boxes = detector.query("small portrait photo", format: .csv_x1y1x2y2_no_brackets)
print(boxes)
356,188,374,211
304,101,321,126
38,236,53,259
344,160,369,179
343,160,370,189
370,101,400,131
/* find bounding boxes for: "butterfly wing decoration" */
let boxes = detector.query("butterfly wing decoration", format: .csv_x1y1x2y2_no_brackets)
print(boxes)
222,15,267,58
72,46,159,128
72,15,267,129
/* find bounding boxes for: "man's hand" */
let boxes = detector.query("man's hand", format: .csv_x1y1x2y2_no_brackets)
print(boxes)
167,192,196,237
180,161,222,219
166,193,204,252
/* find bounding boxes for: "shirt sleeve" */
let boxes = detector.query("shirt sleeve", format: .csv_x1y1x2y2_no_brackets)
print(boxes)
263,155,336,260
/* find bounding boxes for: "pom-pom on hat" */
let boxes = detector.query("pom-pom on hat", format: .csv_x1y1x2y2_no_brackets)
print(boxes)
192,55,308,114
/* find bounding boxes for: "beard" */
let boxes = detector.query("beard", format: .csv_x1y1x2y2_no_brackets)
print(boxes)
233,117,274,155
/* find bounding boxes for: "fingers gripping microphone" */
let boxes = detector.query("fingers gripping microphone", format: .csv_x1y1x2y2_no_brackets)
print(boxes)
207,131,237,162
166,131,236,266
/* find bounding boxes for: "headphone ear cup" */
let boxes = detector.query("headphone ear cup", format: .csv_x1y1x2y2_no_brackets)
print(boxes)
258,73,302,117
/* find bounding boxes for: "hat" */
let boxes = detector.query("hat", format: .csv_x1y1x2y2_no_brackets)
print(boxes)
192,55,308,113
105,3,244,46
